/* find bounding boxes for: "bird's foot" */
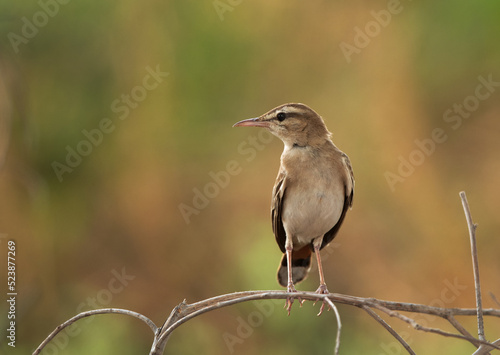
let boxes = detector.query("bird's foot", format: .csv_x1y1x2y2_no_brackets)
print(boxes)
284,283,303,315
314,284,330,316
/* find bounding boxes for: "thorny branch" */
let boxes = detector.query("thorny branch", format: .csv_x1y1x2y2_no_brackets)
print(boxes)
33,192,500,355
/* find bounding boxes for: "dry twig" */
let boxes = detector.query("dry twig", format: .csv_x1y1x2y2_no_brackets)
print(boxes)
460,191,485,343
362,305,415,355
33,193,500,355
32,308,157,355
325,297,342,355
33,291,500,355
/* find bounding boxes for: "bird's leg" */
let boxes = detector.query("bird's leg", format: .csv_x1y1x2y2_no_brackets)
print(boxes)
284,245,298,315
313,238,330,316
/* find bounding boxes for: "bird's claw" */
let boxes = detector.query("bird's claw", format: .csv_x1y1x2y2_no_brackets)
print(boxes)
314,284,330,316
285,284,302,315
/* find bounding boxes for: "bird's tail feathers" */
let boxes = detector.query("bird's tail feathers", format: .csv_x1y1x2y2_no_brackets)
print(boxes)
277,245,312,287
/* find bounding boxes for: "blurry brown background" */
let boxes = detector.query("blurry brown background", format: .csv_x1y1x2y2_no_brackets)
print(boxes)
1,0,499,354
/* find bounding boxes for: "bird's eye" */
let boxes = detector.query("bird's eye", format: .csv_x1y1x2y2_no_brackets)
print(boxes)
277,112,286,121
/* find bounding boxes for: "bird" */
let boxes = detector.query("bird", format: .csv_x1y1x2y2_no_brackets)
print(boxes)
233,103,354,315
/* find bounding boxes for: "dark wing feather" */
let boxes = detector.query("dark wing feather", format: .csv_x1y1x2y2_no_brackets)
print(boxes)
271,171,287,253
320,153,354,249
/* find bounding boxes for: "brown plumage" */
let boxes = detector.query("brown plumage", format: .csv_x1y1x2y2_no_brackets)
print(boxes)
233,103,354,315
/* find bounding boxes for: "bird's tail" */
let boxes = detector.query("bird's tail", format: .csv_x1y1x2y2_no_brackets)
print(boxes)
277,245,312,287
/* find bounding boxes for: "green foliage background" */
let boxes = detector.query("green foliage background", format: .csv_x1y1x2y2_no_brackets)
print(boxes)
1,0,499,354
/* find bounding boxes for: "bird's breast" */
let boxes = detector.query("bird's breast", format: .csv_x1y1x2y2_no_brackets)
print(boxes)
281,174,344,246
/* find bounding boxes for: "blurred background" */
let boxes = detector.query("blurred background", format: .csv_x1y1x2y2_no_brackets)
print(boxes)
1,0,500,354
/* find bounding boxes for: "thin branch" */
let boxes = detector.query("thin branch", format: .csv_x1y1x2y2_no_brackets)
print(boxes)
473,337,500,355
362,305,415,355
373,304,500,351
324,297,342,355
374,304,475,341
460,191,485,342
33,308,157,355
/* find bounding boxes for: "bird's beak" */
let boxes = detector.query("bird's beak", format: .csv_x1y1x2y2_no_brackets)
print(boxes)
233,117,270,128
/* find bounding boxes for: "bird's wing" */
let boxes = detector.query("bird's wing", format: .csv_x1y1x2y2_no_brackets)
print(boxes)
320,153,354,249
271,170,287,253
343,152,354,208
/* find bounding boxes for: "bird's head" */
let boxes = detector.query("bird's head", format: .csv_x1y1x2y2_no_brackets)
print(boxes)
233,103,331,148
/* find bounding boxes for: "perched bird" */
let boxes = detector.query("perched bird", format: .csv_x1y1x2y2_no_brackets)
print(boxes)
233,103,354,315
